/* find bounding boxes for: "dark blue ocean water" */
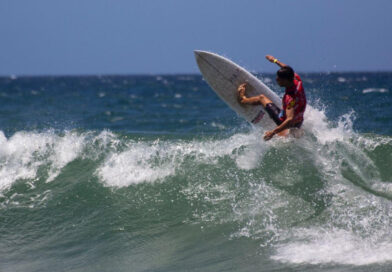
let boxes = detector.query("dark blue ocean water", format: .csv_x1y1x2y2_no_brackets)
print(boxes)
0,72,391,272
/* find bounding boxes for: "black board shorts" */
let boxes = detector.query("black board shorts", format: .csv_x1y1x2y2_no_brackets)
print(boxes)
265,103,303,128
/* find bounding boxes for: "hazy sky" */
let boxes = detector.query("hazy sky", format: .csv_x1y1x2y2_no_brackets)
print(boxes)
1,0,391,75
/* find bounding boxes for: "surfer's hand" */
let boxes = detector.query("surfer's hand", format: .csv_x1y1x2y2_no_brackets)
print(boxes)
264,130,275,141
266,55,275,63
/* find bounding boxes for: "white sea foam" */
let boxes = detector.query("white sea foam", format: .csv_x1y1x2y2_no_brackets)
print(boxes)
46,132,85,182
0,130,90,191
96,132,264,187
273,228,392,265
1,128,263,191
0,131,54,191
96,142,176,187
210,122,226,130
362,88,388,94
337,77,347,83
235,136,269,170
273,180,392,265
303,105,354,144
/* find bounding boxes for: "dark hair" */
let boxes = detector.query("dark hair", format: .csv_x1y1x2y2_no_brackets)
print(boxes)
277,66,295,81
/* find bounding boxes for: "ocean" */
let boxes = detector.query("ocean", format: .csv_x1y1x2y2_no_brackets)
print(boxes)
0,72,391,272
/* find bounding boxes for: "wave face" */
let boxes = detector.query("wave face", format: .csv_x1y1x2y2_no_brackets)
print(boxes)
0,73,392,271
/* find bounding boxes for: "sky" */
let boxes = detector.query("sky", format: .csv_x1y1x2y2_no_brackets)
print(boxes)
0,0,391,75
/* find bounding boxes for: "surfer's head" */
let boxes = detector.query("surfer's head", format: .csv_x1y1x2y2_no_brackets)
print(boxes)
276,66,295,87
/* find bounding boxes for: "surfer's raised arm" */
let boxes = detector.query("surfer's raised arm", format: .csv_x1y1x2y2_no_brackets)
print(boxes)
266,55,287,68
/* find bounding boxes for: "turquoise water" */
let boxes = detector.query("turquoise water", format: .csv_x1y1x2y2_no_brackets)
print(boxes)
0,73,391,271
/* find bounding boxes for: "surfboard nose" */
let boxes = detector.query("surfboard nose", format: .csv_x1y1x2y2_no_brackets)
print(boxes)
194,50,206,67
194,50,210,60
194,50,203,60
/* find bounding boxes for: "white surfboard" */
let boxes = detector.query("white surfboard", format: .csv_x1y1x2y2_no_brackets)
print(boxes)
194,50,280,129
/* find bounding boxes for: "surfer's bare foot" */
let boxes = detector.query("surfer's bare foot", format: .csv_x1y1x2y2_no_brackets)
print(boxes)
237,83,247,102
238,83,247,92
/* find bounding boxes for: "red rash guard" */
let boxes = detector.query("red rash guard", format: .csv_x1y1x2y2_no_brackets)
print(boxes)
280,73,307,124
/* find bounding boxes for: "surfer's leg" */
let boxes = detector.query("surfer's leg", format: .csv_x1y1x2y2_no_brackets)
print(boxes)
277,129,290,137
258,95,273,108
259,97,289,136
264,103,283,126
238,83,265,105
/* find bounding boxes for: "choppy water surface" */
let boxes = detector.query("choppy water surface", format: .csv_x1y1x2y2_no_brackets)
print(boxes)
0,73,391,271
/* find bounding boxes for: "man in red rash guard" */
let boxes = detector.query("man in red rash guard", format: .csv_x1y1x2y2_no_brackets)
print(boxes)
238,55,307,141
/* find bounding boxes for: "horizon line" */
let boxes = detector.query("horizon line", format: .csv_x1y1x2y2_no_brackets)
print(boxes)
1,70,392,78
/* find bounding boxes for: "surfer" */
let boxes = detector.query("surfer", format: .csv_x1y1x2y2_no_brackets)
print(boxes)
237,55,307,140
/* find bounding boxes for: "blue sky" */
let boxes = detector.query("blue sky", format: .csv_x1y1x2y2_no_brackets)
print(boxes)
0,0,391,75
